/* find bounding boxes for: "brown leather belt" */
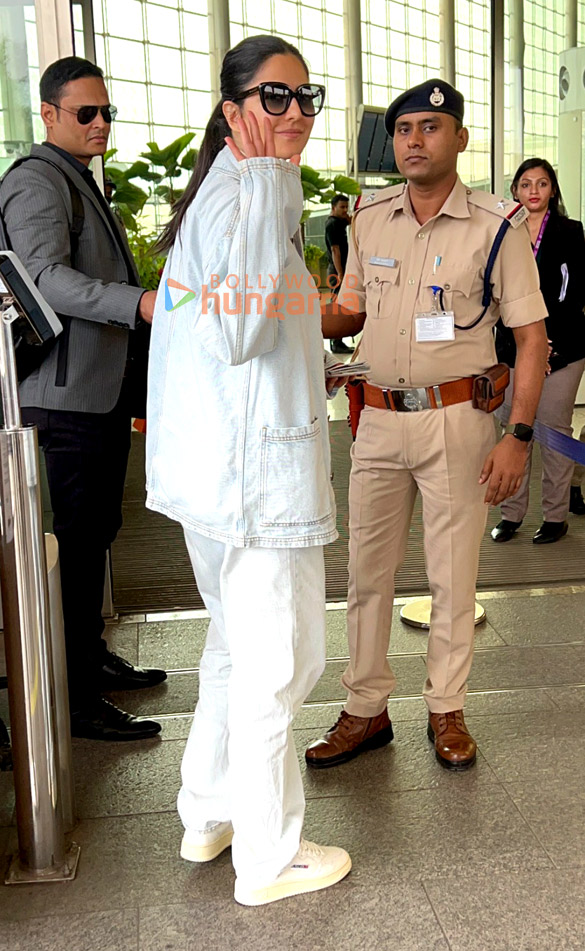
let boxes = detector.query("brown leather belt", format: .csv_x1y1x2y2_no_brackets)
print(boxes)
363,377,474,412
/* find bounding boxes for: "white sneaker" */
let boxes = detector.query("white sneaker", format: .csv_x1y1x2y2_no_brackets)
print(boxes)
180,822,233,863
234,839,352,906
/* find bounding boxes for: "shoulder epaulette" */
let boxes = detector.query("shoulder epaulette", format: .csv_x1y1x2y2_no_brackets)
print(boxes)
354,183,405,214
466,189,528,229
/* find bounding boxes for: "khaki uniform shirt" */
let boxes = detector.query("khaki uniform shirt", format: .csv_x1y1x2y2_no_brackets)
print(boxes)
339,176,547,388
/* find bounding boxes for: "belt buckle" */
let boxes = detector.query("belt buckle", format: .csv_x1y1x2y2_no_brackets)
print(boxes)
392,387,430,412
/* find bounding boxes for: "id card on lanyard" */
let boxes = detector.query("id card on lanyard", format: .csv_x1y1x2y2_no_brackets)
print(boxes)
415,284,455,342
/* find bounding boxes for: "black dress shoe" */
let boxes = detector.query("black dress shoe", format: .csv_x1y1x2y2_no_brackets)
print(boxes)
98,649,167,691
330,339,355,354
491,519,522,542
0,717,12,771
70,697,162,741
533,521,568,544
570,486,585,515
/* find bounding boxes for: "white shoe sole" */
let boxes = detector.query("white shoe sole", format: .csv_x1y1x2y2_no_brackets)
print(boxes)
180,826,234,863
234,854,352,906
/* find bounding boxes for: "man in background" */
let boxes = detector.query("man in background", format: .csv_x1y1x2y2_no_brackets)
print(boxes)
325,194,354,355
0,56,166,741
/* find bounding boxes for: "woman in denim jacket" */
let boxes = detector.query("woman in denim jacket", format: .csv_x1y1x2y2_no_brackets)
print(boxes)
146,35,351,906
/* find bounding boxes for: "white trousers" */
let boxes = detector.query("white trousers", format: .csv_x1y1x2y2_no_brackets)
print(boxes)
178,530,326,888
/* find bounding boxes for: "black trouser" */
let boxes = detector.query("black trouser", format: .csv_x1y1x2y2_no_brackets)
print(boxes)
22,385,131,708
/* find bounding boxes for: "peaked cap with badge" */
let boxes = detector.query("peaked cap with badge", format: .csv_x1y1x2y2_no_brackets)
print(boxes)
385,79,465,137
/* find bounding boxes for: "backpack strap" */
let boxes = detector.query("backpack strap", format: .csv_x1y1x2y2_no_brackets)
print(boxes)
0,155,85,261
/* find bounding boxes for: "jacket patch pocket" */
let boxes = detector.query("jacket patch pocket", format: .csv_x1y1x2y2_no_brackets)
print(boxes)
363,261,400,319
260,420,333,527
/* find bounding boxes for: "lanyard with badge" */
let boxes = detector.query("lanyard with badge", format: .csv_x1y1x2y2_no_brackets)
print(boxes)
532,210,549,261
415,255,455,342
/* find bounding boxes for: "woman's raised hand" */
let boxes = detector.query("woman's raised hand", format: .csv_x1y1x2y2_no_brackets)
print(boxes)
225,113,301,166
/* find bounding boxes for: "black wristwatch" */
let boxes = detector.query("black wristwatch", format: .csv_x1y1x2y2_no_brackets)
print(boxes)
502,423,533,442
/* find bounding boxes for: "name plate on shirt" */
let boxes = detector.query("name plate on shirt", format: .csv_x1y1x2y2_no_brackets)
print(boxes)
369,256,397,267
415,311,455,342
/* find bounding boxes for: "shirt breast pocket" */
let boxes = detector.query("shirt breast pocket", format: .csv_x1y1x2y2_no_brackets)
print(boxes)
423,267,480,329
363,261,400,319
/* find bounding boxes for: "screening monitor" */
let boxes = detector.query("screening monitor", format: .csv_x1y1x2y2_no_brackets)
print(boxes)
356,105,398,175
0,251,62,346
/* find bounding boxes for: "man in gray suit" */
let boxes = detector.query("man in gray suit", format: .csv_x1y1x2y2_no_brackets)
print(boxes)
0,56,166,740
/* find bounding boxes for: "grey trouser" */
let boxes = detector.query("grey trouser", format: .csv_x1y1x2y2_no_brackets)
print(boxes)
571,423,585,487
501,359,585,522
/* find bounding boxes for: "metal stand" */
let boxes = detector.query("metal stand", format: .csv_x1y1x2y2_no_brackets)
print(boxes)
400,596,486,630
0,297,79,884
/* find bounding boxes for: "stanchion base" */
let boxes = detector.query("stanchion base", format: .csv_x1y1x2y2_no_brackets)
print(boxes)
5,841,80,885
400,597,486,630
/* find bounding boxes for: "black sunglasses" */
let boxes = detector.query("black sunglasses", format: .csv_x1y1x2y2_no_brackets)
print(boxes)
238,82,326,117
48,103,118,125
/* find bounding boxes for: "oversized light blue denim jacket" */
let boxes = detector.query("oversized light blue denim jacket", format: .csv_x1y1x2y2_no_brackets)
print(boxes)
145,146,338,548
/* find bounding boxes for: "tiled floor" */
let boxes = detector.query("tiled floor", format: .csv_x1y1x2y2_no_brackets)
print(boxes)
2,587,585,950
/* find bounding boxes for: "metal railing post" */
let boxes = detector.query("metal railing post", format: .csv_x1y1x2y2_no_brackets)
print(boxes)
0,298,79,883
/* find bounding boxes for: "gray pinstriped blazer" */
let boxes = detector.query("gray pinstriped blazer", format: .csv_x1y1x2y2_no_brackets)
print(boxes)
0,143,145,413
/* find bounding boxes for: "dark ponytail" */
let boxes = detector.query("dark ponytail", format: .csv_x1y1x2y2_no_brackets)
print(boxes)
156,34,308,253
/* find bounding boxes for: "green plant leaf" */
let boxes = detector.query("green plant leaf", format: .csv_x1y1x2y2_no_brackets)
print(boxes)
141,132,196,170
116,204,138,232
180,148,199,170
103,166,126,184
333,174,362,195
109,180,148,213
104,148,118,163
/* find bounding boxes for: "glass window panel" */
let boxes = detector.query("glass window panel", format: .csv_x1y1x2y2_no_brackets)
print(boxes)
187,89,212,130
146,4,180,46
150,85,185,126
182,0,207,12
151,124,185,146
370,54,388,87
110,121,150,162
105,0,144,40
110,80,150,123
229,0,244,22
184,51,210,89
407,7,424,36
301,40,325,76
182,12,209,52
107,38,147,82
272,0,300,37
148,44,184,87
230,21,244,44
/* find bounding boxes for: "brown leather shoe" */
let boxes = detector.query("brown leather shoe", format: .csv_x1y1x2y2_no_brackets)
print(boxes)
305,709,394,769
427,710,476,771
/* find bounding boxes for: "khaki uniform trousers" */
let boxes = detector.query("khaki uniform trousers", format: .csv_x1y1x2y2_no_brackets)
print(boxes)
342,400,496,717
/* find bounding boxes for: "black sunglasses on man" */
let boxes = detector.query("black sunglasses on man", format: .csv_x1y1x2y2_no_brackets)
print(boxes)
47,103,118,125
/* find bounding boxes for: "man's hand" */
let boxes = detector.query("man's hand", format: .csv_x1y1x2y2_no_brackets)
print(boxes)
138,290,157,324
326,374,346,394
479,436,528,505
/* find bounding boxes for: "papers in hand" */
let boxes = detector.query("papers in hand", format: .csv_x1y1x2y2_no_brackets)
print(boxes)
325,360,371,379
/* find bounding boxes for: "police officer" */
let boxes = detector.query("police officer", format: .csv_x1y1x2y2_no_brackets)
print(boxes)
306,79,548,771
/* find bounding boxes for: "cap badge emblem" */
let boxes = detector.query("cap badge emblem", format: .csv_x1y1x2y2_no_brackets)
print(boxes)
429,87,445,107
